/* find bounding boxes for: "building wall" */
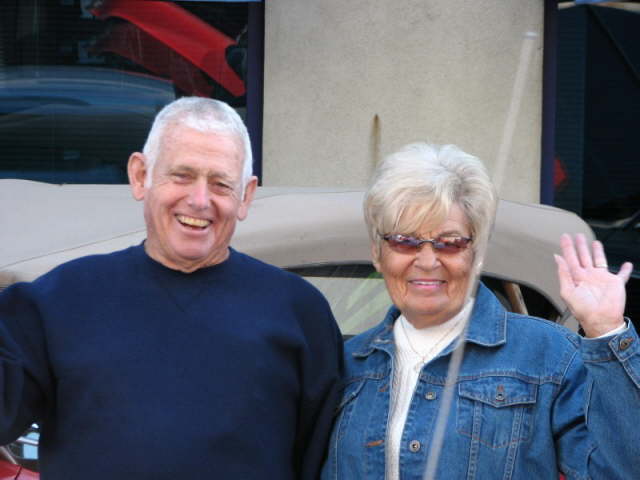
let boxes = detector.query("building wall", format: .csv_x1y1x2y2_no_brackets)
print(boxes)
262,0,544,203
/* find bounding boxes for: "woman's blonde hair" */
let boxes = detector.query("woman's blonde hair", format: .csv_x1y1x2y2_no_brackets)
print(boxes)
364,142,497,259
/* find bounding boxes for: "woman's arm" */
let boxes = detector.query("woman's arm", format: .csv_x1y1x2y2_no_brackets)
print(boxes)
554,233,640,478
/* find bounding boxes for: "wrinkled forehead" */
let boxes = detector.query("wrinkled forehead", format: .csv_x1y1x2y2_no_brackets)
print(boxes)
159,125,243,167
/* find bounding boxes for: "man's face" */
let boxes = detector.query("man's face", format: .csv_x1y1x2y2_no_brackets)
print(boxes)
129,124,257,272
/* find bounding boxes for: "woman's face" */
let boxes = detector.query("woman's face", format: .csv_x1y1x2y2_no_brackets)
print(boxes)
374,204,475,328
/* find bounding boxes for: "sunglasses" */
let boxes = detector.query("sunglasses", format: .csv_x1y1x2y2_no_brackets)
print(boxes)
382,233,473,254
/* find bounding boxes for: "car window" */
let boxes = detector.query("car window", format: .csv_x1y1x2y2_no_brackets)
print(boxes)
0,1,251,184
287,264,391,336
287,264,561,337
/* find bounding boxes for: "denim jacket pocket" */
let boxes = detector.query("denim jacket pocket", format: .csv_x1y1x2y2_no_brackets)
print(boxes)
333,379,366,442
456,376,538,449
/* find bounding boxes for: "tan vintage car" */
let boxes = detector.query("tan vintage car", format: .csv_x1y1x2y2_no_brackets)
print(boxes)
1,179,595,332
0,178,594,473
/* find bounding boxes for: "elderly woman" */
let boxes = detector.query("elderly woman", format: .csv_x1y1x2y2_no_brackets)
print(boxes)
321,143,639,479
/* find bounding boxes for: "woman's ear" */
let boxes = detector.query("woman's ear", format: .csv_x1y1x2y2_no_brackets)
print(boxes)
371,243,382,272
128,152,148,201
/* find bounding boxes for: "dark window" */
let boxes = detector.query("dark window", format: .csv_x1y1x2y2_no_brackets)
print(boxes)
0,0,262,184
554,4,639,319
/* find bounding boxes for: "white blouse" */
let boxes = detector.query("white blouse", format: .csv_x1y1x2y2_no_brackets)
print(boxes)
385,305,470,480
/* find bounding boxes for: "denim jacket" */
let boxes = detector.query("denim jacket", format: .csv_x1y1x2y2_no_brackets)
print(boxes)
322,284,640,480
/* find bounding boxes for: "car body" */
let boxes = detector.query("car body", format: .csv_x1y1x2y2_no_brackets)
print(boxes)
0,178,593,327
0,446,38,479
0,178,594,472
0,462,38,480
0,66,175,184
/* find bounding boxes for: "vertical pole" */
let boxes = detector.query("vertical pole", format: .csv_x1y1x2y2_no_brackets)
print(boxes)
247,1,265,183
541,0,558,205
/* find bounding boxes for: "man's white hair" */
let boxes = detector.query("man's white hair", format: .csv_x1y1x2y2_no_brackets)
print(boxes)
142,97,253,191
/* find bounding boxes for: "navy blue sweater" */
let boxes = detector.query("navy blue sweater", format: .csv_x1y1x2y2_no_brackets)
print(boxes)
0,245,343,479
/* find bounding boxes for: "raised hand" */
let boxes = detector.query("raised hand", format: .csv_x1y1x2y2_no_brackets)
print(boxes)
554,233,632,338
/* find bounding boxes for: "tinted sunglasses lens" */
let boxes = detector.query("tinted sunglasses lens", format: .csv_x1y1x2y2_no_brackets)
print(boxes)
434,237,469,253
384,235,471,253
385,235,418,252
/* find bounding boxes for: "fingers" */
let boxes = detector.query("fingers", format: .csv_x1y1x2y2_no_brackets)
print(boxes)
591,240,608,269
554,253,574,293
559,233,581,273
575,233,596,268
560,233,633,281
618,262,633,284
560,233,610,271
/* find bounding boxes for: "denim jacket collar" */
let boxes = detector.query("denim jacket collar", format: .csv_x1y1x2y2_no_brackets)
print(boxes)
352,283,507,359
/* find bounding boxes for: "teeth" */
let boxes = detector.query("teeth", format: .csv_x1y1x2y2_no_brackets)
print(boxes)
412,280,442,285
177,215,210,228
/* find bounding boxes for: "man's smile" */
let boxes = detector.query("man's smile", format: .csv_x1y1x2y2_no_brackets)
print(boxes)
176,214,212,229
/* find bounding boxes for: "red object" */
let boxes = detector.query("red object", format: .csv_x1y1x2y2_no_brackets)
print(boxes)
0,459,39,480
93,22,214,97
91,0,245,97
554,156,568,189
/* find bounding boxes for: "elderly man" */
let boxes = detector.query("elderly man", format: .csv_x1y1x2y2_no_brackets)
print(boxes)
0,97,343,479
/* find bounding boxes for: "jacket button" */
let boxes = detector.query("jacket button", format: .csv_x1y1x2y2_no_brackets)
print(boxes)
619,337,633,351
409,440,421,452
425,391,437,400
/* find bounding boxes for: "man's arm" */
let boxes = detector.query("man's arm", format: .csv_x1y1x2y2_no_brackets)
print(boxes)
291,283,344,480
0,283,50,445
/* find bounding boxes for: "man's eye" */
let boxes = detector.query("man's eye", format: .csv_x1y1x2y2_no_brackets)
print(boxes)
172,172,191,182
210,181,234,194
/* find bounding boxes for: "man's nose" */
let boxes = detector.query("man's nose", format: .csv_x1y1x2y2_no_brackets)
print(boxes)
188,180,210,209
414,243,440,270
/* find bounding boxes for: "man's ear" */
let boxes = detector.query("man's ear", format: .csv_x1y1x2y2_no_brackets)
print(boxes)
237,176,258,221
128,152,148,201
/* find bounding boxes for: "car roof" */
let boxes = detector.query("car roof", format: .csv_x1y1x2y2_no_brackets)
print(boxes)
0,179,594,327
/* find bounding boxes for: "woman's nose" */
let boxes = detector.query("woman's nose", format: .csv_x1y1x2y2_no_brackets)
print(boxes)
414,244,440,270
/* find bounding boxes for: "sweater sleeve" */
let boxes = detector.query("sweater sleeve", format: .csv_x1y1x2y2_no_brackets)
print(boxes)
289,277,344,480
0,283,52,445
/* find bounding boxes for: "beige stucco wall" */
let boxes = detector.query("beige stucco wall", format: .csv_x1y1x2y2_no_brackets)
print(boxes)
262,0,544,203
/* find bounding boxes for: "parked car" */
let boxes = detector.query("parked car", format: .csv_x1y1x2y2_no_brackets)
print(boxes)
0,179,594,473
0,66,175,184
0,445,38,479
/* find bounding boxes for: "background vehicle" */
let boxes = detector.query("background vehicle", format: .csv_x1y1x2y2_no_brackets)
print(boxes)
0,179,596,473
0,66,175,184
0,0,257,184
1,443,38,479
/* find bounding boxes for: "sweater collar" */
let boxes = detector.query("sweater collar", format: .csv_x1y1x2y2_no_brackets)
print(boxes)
134,241,237,280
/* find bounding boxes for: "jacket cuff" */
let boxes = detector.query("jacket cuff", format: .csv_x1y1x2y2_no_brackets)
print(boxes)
580,319,638,363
